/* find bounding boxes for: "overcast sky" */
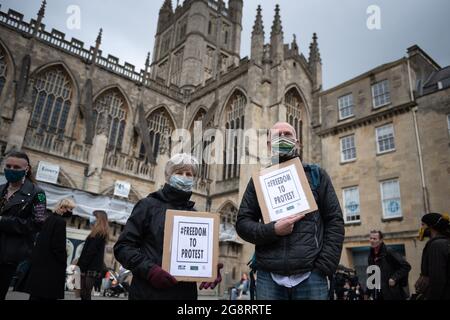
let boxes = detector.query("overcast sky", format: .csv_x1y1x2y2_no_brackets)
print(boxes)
1,0,449,89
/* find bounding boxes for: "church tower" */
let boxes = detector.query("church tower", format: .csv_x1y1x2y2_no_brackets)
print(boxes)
150,0,243,92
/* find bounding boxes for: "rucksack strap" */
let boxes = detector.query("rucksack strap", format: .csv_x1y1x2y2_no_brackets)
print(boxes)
303,164,321,190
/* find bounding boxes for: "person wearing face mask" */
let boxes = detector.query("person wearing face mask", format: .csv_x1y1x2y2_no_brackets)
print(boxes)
25,198,76,300
414,213,450,300
114,153,223,300
77,210,109,300
236,122,345,300
0,151,48,300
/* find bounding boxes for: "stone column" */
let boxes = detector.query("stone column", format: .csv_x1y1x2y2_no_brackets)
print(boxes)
5,78,34,153
85,112,108,193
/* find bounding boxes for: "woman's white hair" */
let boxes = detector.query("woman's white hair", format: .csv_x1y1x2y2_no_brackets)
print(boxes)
165,153,200,181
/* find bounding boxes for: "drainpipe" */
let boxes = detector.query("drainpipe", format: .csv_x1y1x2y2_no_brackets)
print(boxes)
408,58,430,213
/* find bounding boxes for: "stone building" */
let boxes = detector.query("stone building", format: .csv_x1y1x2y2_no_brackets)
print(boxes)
319,45,450,291
0,0,448,297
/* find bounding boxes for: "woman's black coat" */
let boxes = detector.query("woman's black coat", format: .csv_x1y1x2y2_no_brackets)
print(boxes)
77,234,106,274
420,235,450,300
114,184,198,300
26,213,67,299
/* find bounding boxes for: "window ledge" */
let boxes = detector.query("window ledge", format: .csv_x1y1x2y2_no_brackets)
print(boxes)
376,149,396,156
345,221,361,226
340,159,357,165
382,216,403,223
338,115,355,122
373,103,392,110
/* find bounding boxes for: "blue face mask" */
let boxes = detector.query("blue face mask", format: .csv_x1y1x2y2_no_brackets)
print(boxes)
4,168,27,183
169,175,194,192
89,216,97,226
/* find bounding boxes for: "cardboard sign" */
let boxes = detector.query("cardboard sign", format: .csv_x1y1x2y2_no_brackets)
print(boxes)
253,158,318,223
114,180,131,198
36,161,60,184
162,210,219,282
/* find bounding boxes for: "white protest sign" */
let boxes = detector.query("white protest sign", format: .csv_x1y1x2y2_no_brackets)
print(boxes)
114,181,131,198
163,211,219,282
253,158,318,223
36,161,60,184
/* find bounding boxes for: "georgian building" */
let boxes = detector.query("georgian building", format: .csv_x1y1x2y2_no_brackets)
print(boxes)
0,0,448,296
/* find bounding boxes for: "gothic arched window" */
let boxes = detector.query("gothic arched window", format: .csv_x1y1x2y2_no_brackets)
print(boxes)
30,67,73,137
93,89,127,151
220,203,238,226
0,46,8,98
140,108,175,161
285,88,304,160
223,91,246,181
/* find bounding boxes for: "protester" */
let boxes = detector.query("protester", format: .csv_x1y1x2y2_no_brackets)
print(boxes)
26,198,76,300
0,151,47,300
236,122,345,300
237,273,249,298
114,153,222,300
367,230,411,300
77,210,109,300
414,213,450,300
231,273,250,300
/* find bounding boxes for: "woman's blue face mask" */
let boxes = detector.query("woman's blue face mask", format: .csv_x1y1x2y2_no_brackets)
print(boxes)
169,175,194,192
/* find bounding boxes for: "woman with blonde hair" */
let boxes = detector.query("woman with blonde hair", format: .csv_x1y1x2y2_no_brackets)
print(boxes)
26,197,76,300
77,210,109,300
54,198,76,218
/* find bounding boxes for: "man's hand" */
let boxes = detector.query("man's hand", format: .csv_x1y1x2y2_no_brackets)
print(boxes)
274,214,305,236
389,278,396,287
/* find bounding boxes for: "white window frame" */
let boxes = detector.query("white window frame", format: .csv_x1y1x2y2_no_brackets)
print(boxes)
338,93,354,120
372,80,391,109
376,123,396,154
343,186,361,224
340,135,356,163
380,179,402,219
447,114,450,137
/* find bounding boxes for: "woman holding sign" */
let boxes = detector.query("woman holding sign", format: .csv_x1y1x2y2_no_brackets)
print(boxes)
114,154,222,300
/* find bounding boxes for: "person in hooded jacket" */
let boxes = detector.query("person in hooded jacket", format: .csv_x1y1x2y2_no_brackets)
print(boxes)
367,230,411,300
25,198,76,300
415,212,450,300
77,210,109,300
114,153,222,300
0,151,47,300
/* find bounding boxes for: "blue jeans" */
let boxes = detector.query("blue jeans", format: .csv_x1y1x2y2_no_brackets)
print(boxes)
256,270,329,300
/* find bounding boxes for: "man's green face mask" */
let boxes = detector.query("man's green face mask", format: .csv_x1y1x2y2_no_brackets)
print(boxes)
271,136,297,157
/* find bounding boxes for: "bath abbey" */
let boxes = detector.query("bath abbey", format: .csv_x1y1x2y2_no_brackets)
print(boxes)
0,0,448,297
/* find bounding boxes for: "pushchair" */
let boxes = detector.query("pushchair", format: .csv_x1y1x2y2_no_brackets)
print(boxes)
103,268,131,298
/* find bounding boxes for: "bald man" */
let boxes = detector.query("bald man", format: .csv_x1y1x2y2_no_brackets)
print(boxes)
236,122,344,300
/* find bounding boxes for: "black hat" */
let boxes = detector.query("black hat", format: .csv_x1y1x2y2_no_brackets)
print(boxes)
422,213,450,232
